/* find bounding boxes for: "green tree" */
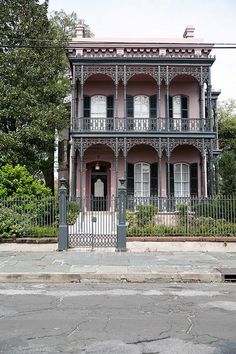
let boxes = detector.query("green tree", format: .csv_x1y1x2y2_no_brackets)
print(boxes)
218,99,236,195
0,164,51,198
0,2,92,192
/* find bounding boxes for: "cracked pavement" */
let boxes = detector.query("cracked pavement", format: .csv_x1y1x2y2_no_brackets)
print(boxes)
0,283,236,353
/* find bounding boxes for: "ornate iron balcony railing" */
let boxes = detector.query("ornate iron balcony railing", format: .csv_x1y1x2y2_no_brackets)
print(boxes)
74,117,212,132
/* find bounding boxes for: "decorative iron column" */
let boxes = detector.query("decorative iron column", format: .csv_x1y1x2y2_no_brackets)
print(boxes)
166,139,171,197
71,142,76,200
201,139,207,197
79,138,84,210
79,65,84,131
71,65,77,131
115,65,118,130
158,138,162,197
123,138,127,183
123,65,127,130
200,66,205,131
58,177,68,251
115,138,119,197
117,177,127,251
208,141,214,196
157,65,161,129
166,66,170,131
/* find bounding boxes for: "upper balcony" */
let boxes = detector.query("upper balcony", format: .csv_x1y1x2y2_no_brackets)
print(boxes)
73,116,212,135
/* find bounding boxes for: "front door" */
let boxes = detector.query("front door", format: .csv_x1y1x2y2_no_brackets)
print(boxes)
91,174,107,211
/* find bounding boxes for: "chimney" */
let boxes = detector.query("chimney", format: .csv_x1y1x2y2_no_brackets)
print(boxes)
75,24,85,39
183,25,195,38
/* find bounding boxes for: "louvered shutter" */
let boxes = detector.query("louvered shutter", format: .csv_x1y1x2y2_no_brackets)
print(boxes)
127,163,134,196
190,163,198,196
150,162,158,196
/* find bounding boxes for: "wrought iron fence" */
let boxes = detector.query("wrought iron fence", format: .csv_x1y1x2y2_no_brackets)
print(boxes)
68,197,117,248
76,117,211,132
126,196,236,237
0,197,58,237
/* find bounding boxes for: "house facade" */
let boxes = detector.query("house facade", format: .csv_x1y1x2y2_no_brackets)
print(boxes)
64,26,220,211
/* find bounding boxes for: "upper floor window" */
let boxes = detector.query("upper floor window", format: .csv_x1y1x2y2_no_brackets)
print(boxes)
83,95,114,131
169,95,188,130
134,95,149,118
91,95,106,118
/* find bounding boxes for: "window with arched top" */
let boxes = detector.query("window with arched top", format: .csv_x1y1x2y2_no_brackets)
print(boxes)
174,163,190,197
134,163,150,197
169,95,188,131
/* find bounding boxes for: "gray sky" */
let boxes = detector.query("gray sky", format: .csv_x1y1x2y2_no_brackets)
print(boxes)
48,0,236,101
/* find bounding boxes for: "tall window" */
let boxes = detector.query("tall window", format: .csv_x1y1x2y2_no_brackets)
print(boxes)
134,163,150,197
174,163,190,197
90,95,106,130
169,95,188,130
134,95,149,131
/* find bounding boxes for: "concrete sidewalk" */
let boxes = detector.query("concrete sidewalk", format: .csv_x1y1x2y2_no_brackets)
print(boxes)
0,249,236,283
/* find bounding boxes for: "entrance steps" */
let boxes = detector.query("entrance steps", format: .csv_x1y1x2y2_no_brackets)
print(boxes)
68,211,117,236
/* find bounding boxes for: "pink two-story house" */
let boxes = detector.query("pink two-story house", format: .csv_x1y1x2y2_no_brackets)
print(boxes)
63,26,220,211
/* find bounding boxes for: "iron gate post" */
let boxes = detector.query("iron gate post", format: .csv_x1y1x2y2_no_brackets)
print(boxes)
117,177,127,251
58,177,68,251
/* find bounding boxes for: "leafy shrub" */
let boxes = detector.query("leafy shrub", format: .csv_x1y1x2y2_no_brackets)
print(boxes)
126,210,137,228
67,201,80,225
136,204,157,227
0,164,51,198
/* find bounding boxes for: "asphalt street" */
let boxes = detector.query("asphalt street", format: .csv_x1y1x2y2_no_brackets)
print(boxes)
0,283,236,353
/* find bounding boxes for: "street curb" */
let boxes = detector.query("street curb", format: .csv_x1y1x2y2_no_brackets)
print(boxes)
0,271,223,283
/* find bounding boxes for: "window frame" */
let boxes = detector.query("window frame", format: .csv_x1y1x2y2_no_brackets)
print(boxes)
134,162,150,197
174,163,190,197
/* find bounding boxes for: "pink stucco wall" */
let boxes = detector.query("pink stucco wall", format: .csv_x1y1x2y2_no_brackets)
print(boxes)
77,75,200,118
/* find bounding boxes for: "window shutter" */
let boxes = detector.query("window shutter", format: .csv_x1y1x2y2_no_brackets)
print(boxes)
150,162,158,196
107,96,114,118
127,95,134,117
169,96,173,118
83,96,90,117
150,95,157,118
166,163,174,196
181,96,188,118
170,163,174,195
127,163,134,195
190,163,198,196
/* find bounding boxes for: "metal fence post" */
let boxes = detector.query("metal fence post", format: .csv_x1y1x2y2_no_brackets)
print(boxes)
117,177,127,251
58,177,68,251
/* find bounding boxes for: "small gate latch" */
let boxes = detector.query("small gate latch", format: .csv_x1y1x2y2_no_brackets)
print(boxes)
92,217,97,223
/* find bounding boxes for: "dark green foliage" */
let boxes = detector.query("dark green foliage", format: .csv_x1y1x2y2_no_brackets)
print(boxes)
67,201,80,225
0,2,92,191
0,164,51,198
218,99,236,195
136,204,157,227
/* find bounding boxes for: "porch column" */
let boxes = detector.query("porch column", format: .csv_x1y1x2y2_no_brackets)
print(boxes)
115,138,119,197
157,66,161,129
79,65,84,131
123,65,127,130
201,141,207,197
124,138,127,184
71,142,76,200
158,138,162,197
208,143,214,197
166,140,171,197
71,65,77,131
79,138,84,210
166,66,170,131
200,67,205,131
115,65,118,129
